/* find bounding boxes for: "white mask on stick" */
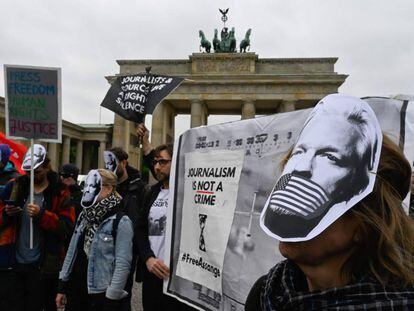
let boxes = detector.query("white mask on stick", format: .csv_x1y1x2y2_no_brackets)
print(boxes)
22,144,46,171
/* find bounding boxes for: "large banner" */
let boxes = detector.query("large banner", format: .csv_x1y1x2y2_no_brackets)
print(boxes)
4,65,62,142
165,97,414,310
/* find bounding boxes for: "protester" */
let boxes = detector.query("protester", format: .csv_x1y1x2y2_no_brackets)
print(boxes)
105,147,146,226
0,143,21,311
246,95,414,310
0,144,75,311
0,144,20,193
136,124,193,310
59,163,82,219
104,147,146,311
56,169,133,311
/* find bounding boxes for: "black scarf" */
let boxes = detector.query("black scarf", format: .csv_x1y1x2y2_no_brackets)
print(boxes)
77,193,121,257
261,260,414,310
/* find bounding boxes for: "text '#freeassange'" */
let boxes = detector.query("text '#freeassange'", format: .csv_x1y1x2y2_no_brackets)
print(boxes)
181,253,221,278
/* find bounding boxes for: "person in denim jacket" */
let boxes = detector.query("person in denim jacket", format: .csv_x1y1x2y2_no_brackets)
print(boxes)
56,169,133,311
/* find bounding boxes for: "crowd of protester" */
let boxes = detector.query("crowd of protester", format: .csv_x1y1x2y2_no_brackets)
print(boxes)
0,122,194,311
0,93,414,311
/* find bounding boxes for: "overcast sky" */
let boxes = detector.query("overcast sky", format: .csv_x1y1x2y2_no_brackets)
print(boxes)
1,0,413,136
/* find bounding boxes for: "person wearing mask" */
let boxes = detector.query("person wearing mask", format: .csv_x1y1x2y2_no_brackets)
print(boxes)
0,144,75,311
103,147,146,311
246,95,414,310
56,169,133,311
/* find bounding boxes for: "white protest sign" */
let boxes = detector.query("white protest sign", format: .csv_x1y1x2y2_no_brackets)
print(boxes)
176,150,244,293
4,65,62,142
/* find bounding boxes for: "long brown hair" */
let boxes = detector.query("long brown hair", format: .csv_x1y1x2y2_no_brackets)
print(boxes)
341,134,414,286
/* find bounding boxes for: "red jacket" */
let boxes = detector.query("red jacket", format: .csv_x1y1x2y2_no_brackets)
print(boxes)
0,171,75,272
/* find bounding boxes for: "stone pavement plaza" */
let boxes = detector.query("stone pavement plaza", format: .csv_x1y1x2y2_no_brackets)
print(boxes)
131,282,143,311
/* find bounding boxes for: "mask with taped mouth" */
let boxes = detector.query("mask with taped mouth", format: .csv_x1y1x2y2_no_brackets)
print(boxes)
81,169,102,208
103,151,118,173
260,94,382,242
21,144,46,171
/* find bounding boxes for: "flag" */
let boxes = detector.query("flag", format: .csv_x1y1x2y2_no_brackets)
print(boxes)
101,73,184,123
266,173,329,218
0,132,27,175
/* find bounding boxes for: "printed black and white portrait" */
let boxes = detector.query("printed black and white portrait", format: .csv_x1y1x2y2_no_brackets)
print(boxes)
148,201,167,236
227,225,255,258
81,169,102,208
21,144,46,171
103,151,118,173
260,94,383,241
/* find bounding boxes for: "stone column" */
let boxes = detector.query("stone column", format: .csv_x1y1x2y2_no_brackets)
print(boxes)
48,143,58,171
190,99,203,128
98,141,106,169
201,103,208,126
76,140,83,172
241,99,256,120
82,143,91,172
162,101,176,143
112,114,127,149
280,100,296,113
151,102,165,147
124,121,131,153
62,136,71,165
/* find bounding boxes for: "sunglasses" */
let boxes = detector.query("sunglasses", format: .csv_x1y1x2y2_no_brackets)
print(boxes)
152,159,171,166
59,173,73,179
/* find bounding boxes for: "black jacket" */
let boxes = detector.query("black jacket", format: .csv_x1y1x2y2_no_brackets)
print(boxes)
135,150,163,282
135,180,163,282
116,165,146,227
68,183,82,220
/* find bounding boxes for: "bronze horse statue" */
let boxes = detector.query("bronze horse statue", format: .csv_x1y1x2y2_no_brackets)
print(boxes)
229,27,236,52
213,29,220,52
199,30,211,53
240,28,252,53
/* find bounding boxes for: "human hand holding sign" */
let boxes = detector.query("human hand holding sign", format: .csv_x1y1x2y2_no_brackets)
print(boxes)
136,123,152,156
146,257,170,279
27,203,41,218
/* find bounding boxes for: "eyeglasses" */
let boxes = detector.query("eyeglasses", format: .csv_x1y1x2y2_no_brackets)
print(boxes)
152,159,171,167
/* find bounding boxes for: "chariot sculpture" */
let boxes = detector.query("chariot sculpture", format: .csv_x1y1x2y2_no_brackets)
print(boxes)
198,8,252,53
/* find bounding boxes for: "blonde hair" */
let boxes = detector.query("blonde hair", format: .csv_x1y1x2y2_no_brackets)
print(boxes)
97,169,122,199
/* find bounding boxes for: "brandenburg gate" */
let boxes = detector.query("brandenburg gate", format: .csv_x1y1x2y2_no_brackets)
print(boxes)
110,52,347,166
0,53,346,174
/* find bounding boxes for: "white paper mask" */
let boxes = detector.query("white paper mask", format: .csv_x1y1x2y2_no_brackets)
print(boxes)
260,94,383,242
103,151,118,173
22,144,46,171
81,169,102,208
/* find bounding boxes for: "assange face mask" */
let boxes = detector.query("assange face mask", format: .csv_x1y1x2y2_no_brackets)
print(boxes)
81,169,102,208
260,94,382,242
22,144,46,171
103,151,119,173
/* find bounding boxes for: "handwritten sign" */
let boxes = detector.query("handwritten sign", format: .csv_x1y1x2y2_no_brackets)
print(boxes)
101,74,183,123
4,65,62,142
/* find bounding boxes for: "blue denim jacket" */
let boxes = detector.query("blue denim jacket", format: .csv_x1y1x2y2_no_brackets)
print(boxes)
59,213,133,300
